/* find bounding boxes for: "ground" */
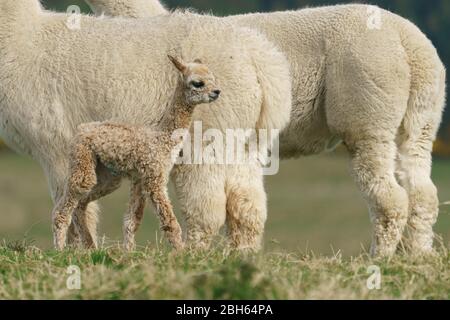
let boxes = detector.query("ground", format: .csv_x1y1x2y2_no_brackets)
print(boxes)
0,150,449,299
0,245,448,299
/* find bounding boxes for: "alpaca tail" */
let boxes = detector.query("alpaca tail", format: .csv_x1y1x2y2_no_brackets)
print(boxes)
240,28,292,133
398,18,446,156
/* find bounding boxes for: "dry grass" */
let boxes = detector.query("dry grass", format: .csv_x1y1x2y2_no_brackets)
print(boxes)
0,240,448,300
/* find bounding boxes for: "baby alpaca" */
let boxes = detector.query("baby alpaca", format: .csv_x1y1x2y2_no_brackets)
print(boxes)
52,55,221,251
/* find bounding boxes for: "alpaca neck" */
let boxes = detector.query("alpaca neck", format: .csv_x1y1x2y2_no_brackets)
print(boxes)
159,85,195,134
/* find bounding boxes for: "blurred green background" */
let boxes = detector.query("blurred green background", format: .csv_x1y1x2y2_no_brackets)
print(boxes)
0,1,448,256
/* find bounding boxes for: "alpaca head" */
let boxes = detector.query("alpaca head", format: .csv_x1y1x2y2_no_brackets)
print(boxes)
168,55,221,106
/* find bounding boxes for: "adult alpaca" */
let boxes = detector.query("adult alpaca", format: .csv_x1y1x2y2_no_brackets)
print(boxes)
88,0,447,257
0,1,291,250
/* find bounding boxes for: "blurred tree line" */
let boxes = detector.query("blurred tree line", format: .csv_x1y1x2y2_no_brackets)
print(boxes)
36,0,450,154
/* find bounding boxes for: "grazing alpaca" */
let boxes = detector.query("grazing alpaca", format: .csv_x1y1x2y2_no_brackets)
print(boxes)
88,0,447,257
0,1,291,251
53,56,221,251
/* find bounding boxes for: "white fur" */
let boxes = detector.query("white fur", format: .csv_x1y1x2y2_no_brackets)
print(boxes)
0,1,292,250
86,0,167,17
88,0,447,257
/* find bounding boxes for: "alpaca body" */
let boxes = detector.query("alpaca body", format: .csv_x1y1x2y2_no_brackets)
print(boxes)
0,1,291,251
53,122,184,251
88,0,447,256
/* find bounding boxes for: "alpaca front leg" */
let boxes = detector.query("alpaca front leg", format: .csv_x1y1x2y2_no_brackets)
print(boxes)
52,195,80,251
146,185,183,251
123,181,146,251
347,139,409,257
225,166,267,253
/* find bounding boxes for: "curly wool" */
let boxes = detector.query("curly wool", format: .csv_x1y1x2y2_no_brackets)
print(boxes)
53,122,185,251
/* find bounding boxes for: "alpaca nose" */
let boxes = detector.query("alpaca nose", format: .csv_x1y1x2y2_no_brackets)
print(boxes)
209,90,221,100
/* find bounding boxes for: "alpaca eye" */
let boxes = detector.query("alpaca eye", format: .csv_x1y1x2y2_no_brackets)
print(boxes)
191,81,205,88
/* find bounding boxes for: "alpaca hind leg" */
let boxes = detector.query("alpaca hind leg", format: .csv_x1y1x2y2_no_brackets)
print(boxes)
396,121,442,254
225,165,267,253
52,193,81,251
395,65,445,254
75,170,122,249
72,201,100,249
65,141,99,248
346,138,409,257
45,158,83,248
123,181,146,251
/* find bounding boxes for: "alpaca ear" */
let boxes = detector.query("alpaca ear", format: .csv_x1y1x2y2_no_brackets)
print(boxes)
193,58,202,64
168,55,187,73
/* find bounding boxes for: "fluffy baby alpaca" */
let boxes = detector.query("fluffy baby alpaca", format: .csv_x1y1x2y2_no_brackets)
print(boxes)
52,56,221,251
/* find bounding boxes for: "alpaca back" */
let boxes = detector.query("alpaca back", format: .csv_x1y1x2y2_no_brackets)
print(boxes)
86,0,167,17
0,9,291,166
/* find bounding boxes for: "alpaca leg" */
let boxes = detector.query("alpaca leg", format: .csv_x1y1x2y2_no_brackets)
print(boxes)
144,177,183,250
346,139,409,257
325,43,412,257
123,181,146,251
52,192,81,250
171,165,227,250
44,158,83,248
65,141,99,248
396,125,441,254
395,64,445,254
396,148,439,254
75,169,122,249
225,165,267,252
72,201,99,249
149,189,183,250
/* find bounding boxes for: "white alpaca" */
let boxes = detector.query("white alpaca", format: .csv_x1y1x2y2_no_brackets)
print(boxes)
0,1,291,251
88,0,447,257
53,56,220,252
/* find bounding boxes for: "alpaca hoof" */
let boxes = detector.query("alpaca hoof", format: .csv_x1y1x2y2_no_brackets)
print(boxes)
55,242,66,251
173,240,185,251
123,241,136,252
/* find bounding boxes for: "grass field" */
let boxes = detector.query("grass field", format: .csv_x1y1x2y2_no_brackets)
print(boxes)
0,150,449,299
0,244,448,299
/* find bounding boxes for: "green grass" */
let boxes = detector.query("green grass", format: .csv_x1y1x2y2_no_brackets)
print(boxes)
0,150,449,299
0,243,448,299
